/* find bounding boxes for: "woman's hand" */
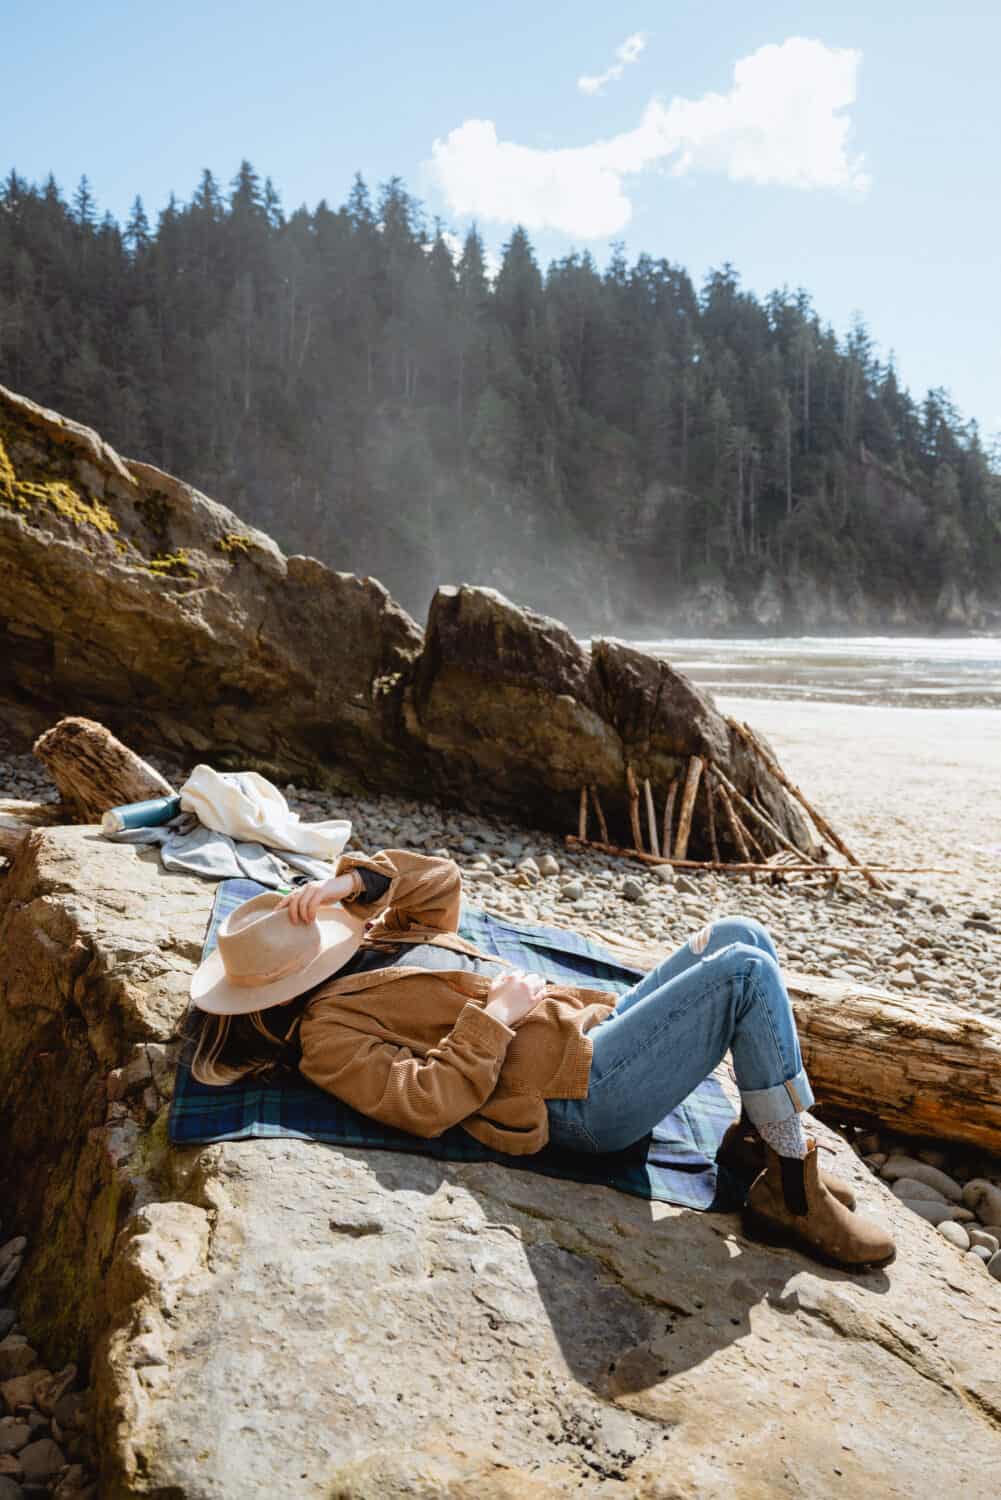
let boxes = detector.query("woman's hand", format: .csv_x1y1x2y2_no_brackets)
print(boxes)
277,873,358,924
485,968,548,1027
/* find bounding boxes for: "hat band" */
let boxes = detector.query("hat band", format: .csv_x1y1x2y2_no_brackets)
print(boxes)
224,937,321,989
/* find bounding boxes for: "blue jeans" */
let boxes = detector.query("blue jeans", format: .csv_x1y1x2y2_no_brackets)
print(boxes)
546,916,815,1153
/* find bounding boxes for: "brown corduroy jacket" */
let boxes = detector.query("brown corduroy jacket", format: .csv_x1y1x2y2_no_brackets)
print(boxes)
297,849,617,1155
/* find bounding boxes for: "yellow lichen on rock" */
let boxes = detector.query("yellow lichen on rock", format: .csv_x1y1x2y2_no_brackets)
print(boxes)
146,548,198,579
0,434,16,497
0,431,119,535
215,530,258,556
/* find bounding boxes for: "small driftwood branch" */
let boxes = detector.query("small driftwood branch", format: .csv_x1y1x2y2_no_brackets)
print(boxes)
589,785,609,845
564,834,949,876
672,755,704,861
577,785,589,842
704,768,720,864
625,763,644,853
729,717,889,892
33,716,174,823
643,777,660,858
711,763,804,860
716,782,751,864
661,777,678,860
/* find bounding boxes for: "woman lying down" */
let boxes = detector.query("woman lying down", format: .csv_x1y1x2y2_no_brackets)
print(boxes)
189,848,896,1271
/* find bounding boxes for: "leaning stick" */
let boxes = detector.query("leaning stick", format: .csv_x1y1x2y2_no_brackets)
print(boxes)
564,834,951,876
673,756,705,861
578,785,589,842
730,718,889,892
737,803,769,863
661,777,678,858
643,777,660,857
716,781,751,863
712,764,803,859
625,763,644,853
704,768,720,864
589,784,609,845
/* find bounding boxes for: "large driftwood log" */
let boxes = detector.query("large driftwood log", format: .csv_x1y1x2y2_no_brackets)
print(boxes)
33,716,175,822
576,926,1001,1155
0,798,66,859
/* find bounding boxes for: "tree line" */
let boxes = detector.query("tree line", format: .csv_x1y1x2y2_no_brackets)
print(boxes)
1,161,998,628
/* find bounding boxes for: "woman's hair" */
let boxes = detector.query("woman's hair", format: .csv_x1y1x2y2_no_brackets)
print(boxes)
190,988,317,1087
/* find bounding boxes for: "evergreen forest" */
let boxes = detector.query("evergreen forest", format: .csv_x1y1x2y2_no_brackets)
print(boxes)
1,161,998,632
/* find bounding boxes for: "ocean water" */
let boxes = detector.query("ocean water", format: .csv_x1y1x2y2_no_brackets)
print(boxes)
613,636,1001,709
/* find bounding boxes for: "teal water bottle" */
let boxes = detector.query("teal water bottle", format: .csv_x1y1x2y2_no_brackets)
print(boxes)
101,794,183,833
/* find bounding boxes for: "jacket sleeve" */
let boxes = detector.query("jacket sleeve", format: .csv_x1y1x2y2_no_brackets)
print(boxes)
333,848,463,936
298,1000,516,1138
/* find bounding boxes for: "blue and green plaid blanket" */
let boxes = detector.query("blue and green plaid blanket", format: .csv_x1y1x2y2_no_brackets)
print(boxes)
169,879,744,1210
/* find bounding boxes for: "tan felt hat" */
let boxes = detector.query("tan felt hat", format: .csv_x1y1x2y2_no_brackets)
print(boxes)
190,890,366,1015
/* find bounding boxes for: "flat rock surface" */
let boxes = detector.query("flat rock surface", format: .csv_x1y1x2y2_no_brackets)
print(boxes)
1,828,999,1497
105,1135,1001,1499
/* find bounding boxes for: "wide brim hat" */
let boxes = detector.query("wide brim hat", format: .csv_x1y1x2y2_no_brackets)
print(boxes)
190,890,366,1016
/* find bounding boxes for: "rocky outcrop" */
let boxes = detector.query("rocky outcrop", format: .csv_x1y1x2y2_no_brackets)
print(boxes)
405,587,812,851
2,827,1001,1497
0,383,424,791
1,385,813,859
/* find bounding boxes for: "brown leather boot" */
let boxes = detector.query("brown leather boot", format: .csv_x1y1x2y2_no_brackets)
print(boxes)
717,1115,857,1209
743,1140,896,1271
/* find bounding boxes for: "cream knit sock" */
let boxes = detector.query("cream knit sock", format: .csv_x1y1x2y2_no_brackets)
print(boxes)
757,1113,809,1158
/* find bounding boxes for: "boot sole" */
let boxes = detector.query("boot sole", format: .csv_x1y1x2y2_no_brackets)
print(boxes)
742,1205,896,1272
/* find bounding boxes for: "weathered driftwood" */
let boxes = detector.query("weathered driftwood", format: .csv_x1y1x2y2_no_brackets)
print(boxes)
712,763,803,860
625,763,644,853
563,835,950,877
661,777,678,861
672,756,704,861
0,798,66,859
643,777,660,858
729,717,889,892
32,716,174,823
578,925,1001,1155
715,781,752,865
704,768,720,864
577,785,588,842
589,784,609,845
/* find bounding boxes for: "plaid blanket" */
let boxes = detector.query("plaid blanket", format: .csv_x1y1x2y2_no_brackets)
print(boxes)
169,879,744,1211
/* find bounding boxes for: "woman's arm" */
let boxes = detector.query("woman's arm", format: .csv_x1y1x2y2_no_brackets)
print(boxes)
278,852,458,933
333,849,463,936
298,999,516,1138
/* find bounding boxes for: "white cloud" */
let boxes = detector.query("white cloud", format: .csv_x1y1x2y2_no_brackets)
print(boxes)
428,38,870,240
578,32,648,96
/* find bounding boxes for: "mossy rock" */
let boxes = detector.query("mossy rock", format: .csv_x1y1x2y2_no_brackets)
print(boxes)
145,548,199,580
215,529,260,557
0,431,119,536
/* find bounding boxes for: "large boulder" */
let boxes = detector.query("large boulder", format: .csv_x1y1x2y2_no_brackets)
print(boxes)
407,588,812,852
0,383,817,856
1,827,999,1496
0,383,423,789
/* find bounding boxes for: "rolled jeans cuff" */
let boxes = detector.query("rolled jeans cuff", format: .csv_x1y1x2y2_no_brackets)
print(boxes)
739,1066,815,1126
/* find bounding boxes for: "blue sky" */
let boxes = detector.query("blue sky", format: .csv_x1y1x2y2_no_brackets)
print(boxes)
4,2,999,438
